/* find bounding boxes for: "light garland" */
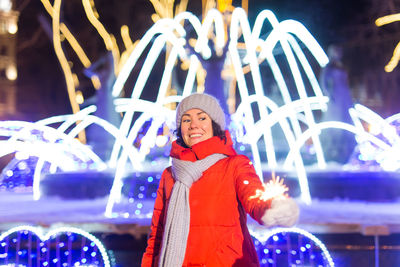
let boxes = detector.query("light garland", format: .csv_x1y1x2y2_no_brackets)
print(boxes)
250,227,335,267
0,226,111,267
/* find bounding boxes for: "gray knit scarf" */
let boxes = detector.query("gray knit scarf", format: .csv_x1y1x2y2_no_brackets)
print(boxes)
158,153,227,267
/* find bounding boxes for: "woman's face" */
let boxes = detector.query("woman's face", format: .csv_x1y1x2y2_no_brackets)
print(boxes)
180,108,213,147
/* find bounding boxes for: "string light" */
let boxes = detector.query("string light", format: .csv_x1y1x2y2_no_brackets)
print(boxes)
82,0,120,73
375,13,400,72
249,227,335,267
0,226,111,267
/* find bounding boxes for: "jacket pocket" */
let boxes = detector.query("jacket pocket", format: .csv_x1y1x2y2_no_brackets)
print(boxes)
215,230,243,266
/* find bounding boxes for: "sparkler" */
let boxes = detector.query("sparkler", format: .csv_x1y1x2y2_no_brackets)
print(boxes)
249,173,289,202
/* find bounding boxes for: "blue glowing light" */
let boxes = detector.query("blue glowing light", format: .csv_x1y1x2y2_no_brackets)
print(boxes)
0,226,111,267
251,227,335,267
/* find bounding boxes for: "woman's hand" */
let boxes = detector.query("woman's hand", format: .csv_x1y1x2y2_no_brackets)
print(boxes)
260,198,300,228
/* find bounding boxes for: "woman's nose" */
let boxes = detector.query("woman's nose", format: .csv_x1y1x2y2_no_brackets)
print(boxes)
189,119,198,129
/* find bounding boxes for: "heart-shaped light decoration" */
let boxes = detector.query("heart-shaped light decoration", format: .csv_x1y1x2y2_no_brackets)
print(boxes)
0,225,111,267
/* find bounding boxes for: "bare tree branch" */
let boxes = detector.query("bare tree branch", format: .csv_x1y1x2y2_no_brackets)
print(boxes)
18,27,43,52
16,0,31,12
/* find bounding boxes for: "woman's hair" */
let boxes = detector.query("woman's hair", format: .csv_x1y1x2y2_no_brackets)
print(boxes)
175,120,227,148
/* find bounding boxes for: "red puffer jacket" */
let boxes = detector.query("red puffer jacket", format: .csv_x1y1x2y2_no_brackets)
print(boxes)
141,131,271,267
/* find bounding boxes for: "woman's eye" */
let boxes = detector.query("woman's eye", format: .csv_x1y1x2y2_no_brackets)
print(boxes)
182,119,190,123
199,117,206,121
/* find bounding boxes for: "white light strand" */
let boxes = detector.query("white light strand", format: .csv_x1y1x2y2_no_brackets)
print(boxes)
110,27,186,166
284,121,391,168
112,18,186,97
105,98,177,217
194,8,225,59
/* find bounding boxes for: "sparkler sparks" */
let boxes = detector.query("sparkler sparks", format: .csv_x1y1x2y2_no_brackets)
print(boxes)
249,174,289,202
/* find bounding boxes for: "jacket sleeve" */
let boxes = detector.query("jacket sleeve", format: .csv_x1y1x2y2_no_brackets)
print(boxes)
232,155,272,224
233,155,299,227
141,168,169,267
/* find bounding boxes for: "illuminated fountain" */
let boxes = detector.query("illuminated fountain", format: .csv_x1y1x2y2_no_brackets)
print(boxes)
1,6,400,212
1,5,400,266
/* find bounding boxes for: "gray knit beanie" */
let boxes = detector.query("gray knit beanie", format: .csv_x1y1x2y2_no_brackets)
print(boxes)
176,93,226,130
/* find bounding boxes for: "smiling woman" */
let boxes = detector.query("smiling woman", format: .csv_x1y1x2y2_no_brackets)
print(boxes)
141,93,299,267
175,94,226,148
180,108,214,147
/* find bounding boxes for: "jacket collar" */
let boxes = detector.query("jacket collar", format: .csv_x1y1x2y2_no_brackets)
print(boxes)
170,130,237,161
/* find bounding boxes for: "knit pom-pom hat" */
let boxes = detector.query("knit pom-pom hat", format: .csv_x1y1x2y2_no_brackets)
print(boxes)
176,93,225,130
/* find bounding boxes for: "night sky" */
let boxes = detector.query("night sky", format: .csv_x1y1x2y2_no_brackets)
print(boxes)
12,0,395,121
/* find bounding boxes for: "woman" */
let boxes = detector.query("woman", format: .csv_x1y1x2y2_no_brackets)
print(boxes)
142,93,299,267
